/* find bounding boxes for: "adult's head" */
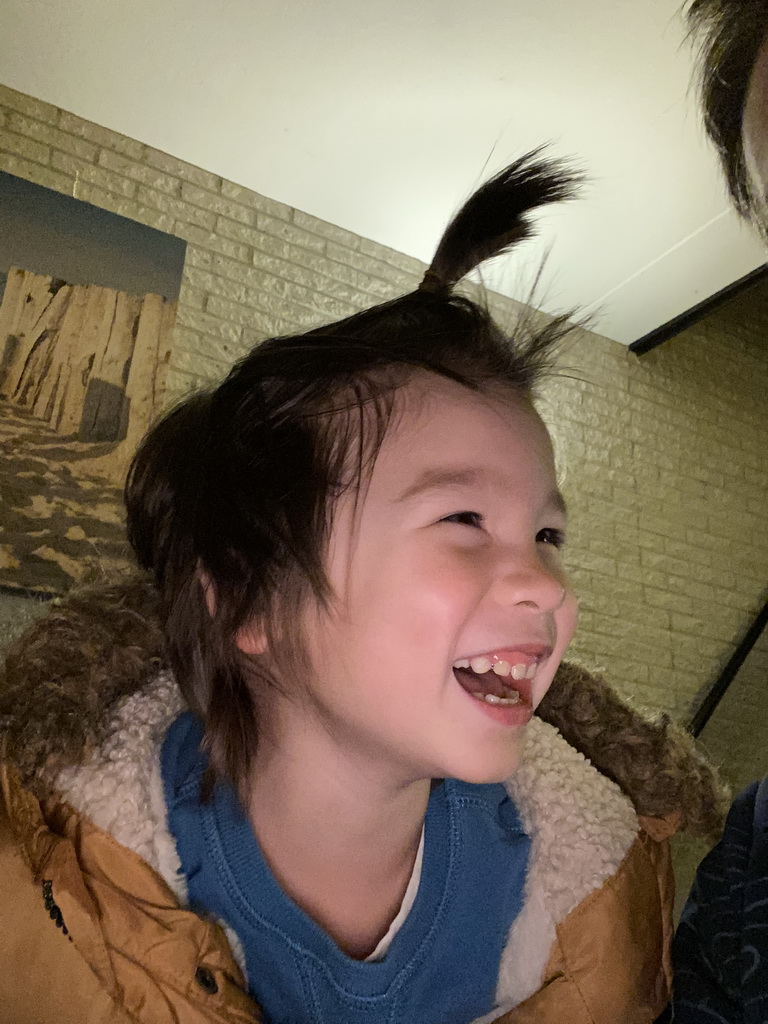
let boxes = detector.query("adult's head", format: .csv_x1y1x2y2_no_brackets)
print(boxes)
688,0,768,233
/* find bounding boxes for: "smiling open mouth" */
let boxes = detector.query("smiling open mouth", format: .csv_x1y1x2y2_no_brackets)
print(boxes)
452,654,538,707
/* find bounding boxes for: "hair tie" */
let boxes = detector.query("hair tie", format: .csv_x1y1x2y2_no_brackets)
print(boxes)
417,268,451,296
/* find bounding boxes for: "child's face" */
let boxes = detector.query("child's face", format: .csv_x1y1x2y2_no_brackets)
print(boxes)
277,374,578,785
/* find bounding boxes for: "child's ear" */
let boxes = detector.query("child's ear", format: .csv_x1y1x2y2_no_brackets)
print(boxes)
199,567,267,654
235,620,268,656
198,568,217,617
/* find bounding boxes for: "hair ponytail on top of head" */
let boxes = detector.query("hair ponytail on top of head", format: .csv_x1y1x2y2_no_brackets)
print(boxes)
417,148,582,295
126,146,583,801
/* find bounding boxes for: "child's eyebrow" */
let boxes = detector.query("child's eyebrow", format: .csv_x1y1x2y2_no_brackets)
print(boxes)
394,467,488,503
394,467,568,516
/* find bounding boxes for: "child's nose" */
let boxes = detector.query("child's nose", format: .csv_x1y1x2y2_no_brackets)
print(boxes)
493,557,567,613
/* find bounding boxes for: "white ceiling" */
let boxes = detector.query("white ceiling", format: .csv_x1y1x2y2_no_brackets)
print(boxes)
1,0,765,344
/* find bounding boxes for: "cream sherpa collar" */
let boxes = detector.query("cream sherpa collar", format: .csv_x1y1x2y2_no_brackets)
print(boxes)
53,672,637,1015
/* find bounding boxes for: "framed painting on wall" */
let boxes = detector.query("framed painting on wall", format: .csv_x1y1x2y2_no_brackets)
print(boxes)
0,171,186,595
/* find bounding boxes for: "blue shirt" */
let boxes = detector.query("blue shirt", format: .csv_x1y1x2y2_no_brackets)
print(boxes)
163,712,531,1024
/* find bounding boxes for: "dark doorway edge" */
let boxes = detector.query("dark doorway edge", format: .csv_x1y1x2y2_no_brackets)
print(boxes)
629,263,768,355
688,596,768,738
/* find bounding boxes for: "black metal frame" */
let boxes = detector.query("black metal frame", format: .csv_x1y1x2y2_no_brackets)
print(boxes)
629,263,768,355
689,597,768,737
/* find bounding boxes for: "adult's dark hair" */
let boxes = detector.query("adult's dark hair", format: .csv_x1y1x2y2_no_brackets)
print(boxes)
687,0,768,218
125,149,581,799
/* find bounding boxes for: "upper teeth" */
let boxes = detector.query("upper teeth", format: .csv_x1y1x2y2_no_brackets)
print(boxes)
470,656,492,673
455,657,537,679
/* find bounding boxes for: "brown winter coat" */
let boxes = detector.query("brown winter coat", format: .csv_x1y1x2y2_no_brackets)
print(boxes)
0,578,728,1024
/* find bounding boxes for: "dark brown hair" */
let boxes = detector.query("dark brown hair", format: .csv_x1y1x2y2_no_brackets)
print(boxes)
125,150,581,798
687,0,768,220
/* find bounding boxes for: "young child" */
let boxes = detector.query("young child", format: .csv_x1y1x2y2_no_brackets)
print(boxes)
0,152,726,1024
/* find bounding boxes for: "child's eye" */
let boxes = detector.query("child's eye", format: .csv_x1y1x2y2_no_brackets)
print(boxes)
441,511,484,529
537,527,566,548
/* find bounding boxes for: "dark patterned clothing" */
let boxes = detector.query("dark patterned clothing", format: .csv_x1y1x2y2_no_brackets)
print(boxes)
671,777,768,1023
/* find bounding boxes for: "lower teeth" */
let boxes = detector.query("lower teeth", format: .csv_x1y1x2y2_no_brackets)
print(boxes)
474,691,521,706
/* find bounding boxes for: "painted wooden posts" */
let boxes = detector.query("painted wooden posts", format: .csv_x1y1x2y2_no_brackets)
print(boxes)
0,266,176,483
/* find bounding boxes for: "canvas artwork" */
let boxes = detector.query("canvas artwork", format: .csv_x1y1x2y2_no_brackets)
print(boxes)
0,172,186,595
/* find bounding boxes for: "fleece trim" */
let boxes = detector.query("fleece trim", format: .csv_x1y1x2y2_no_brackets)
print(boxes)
54,673,250,974
53,675,639,1010
492,716,639,1013
55,672,187,902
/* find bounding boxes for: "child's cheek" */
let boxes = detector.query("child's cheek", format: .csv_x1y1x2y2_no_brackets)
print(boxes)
394,546,483,646
422,544,485,603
